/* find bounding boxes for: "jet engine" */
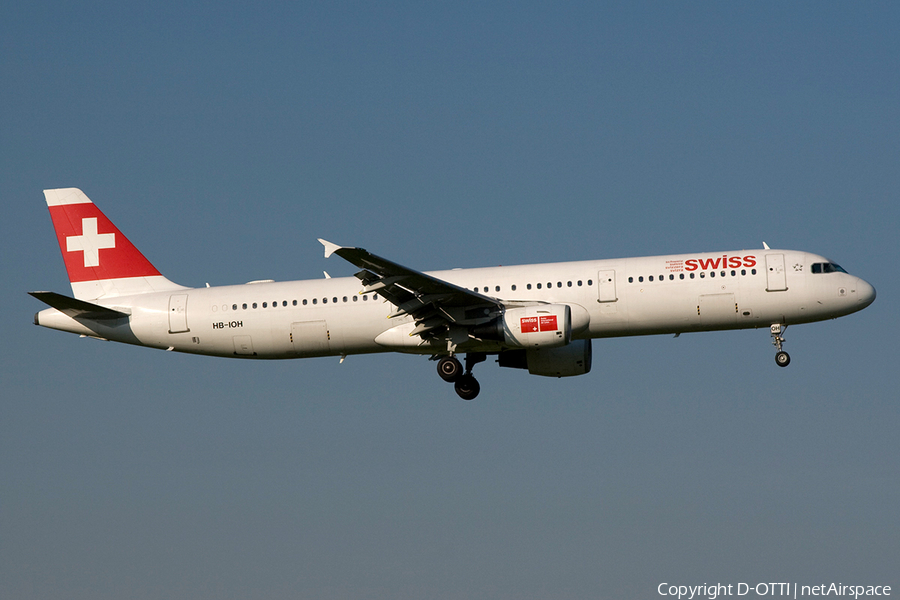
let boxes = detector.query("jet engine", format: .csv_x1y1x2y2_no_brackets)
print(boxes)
471,304,575,349
498,339,592,377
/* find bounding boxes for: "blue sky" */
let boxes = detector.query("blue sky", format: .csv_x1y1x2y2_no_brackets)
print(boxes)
2,3,898,599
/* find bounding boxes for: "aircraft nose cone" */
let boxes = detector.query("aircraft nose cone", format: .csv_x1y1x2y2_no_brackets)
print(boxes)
856,278,876,308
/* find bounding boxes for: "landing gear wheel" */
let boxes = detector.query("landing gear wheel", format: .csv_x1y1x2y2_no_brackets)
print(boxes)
437,356,463,382
775,351,791,367
770,324,790,368
454,374,480,400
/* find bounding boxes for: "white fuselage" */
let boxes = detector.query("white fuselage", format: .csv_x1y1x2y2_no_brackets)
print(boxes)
36,249,875,360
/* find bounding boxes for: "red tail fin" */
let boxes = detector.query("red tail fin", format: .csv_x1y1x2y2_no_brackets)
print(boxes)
44,188,184,299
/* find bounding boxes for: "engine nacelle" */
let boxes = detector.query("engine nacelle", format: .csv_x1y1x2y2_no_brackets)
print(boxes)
498,339,592,377
471,304,573,349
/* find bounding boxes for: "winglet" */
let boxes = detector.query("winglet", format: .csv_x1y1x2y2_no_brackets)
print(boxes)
318,239,342,259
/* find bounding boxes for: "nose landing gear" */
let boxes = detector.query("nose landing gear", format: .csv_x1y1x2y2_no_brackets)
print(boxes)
771,324,791,367
436,353,486,400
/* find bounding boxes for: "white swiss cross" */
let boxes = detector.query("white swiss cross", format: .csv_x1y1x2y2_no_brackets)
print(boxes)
66,217,116,268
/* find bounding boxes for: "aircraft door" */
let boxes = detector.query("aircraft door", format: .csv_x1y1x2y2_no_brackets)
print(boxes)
168,294,189,333
597,270,617,302
765,254,788,292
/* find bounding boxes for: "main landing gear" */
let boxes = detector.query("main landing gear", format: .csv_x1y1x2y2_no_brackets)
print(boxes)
437,353,486,400
771,324,791,367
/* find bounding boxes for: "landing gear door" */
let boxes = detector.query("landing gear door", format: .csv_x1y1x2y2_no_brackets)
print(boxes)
291,321,331,356
765,254,788,292
597,270,617,302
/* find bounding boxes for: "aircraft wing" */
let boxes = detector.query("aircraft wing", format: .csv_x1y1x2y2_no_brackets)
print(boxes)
319,239,501,339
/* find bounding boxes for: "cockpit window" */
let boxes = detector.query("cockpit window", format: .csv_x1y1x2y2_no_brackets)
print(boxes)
812,262,848,274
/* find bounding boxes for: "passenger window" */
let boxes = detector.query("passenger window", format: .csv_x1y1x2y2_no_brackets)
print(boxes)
639,276,644,283
343,296,347,302
720,271,725,277
373,294,378,300
232,304,238,310
353,296,358,302
679,274,685,280
313,298,318,305
511,284,517,291
302,299,307,305
537,283,542,289
628,277,633,283
751,269,757,275
495,286,500,292
557,282,562,288
690,273,695,279
587,280,593,286
700,272,705,278
252,302,258,308
527,284,532,290
710,272,715,278
669,274,674,280
741,269,746,276
363,295,367,301
577,280,583,286
730,270,736,276
649,276,654,282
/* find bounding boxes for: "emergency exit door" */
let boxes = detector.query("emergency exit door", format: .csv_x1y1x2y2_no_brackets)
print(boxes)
597,270,617,302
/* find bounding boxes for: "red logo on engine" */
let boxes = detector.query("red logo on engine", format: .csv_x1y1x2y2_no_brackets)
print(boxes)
521,315,558,333
521,316,540,333
539,315,558,331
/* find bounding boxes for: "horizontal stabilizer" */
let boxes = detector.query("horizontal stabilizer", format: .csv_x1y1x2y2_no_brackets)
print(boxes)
29,291,130,320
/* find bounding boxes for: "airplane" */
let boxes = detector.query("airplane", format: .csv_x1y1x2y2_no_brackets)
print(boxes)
31,188,876,400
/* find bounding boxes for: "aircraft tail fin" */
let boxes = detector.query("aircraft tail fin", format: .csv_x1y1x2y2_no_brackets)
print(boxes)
43,188,186,300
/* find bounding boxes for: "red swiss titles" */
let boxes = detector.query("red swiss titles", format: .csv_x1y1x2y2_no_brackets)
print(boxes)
683,255,756,271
